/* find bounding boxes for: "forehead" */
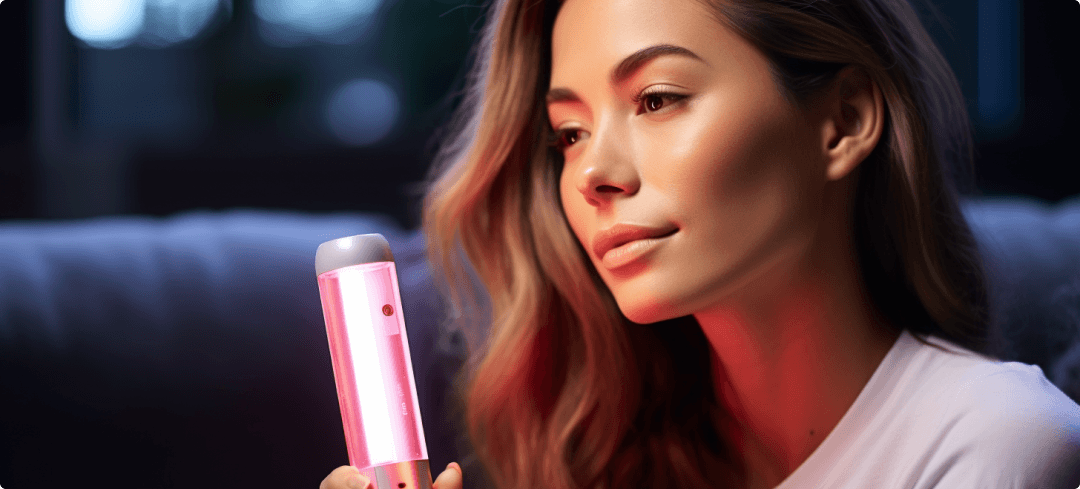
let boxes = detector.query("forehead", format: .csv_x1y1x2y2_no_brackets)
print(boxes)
549,0,723,83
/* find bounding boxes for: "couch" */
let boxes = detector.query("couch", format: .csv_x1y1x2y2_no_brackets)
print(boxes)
1,196,1079,488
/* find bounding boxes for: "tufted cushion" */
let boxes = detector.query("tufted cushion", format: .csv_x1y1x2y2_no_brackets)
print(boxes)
962,196,1080,402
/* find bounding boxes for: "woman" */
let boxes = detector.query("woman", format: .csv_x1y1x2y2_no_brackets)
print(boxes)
323,0,1080,487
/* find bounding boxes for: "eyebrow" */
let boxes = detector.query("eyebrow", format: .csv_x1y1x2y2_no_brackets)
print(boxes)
546,44,706,105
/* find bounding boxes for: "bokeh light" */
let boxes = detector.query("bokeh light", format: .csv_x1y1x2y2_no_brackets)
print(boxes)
325,78,400,147
253,0,382,46
65,0,147,49
142,0,226,47
65,0,228,49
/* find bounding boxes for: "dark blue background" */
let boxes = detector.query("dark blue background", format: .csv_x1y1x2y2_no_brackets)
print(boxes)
0,0,1076,226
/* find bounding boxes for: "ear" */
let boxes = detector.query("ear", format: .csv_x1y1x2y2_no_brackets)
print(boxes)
818,65,884,181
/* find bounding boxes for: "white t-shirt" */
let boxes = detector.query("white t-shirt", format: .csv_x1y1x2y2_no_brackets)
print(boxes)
775,329,1080,489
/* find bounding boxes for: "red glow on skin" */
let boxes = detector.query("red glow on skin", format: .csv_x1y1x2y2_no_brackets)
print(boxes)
550,0,891,485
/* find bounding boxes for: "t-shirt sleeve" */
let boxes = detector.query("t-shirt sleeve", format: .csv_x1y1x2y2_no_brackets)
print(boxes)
919,364,1080,489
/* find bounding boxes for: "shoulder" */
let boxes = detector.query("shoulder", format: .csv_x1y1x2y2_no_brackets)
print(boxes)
777,332,1080,489
949,361,1080,449
914,348,1080,488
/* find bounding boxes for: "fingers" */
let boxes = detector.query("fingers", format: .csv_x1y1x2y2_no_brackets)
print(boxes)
323,462,459,489
432,462,463,489
320,465,373,489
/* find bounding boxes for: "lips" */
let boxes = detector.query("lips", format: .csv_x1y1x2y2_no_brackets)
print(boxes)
592,223,679,264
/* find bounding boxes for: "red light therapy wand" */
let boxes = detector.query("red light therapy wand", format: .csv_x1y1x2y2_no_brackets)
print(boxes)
316,234,432,489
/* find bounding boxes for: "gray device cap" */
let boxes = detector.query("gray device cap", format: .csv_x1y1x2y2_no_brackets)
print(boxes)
315,233,395,275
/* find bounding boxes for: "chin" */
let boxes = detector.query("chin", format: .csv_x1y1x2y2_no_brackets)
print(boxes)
606,274,693,325
616,297,682,325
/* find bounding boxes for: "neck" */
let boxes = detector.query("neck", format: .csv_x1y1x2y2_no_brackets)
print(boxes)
695,215,900,487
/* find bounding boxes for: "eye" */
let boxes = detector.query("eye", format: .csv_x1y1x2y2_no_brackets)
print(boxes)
632,87,688,115
547,87,688,152
547,127,583,151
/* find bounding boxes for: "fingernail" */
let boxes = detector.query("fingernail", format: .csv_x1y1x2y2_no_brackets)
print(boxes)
348,474,373,489
447,462,462,475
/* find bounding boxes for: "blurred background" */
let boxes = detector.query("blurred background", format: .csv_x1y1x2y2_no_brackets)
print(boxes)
0,1,1078,488
1,0,490,228
0,0,1077,229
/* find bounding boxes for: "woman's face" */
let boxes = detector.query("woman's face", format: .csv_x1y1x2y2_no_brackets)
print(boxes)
548,0,831,324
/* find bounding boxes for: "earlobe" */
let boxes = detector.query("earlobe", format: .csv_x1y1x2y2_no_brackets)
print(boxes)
823,66,884,182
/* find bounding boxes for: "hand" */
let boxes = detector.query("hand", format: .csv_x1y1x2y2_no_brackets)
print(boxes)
320,462,463,489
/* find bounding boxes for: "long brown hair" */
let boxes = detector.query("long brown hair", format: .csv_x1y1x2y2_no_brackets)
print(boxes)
421,0,992,487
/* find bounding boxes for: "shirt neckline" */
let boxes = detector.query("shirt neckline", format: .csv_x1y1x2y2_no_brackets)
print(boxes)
772,328,915,488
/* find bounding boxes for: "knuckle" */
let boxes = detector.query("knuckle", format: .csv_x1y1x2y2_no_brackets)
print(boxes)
320,465,355,489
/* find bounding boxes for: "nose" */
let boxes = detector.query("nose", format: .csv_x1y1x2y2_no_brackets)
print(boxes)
570,126,639,207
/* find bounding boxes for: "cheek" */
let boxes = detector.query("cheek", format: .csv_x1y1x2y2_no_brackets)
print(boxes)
670,99,817,248
639,95,776,197
647,109,769,212
559,172,588,247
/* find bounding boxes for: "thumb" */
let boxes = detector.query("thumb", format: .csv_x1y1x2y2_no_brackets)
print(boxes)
432,462,463,489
